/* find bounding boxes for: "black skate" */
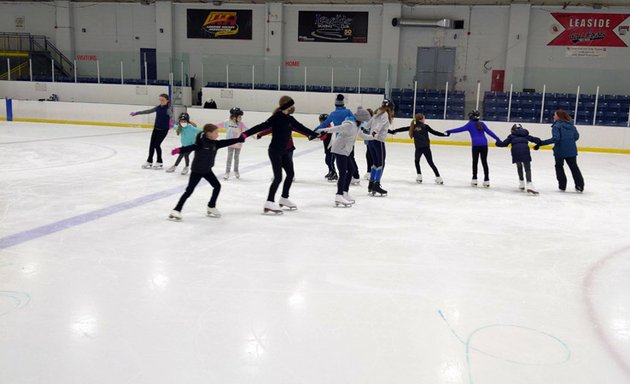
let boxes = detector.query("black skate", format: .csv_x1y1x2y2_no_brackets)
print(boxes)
370,182,388,197
368,181,374,194
327,172,338,182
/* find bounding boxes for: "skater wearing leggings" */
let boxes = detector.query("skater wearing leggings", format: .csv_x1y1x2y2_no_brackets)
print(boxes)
390,113,448,184
446,110,500,187
243,96,318,214
363,99,394,196
316,94,355,182
130,93,173,169
535,109,585,192
168,124,244,221
317,107,372,207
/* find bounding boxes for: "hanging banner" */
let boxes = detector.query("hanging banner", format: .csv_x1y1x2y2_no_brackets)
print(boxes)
298,11,368,43
548,13,630,47
187,9,252,40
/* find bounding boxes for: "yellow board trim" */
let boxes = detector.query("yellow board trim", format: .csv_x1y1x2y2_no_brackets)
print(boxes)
0,51,29,57
2,117,629,154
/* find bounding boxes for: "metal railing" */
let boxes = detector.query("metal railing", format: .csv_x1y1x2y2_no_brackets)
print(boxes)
0,32,73,76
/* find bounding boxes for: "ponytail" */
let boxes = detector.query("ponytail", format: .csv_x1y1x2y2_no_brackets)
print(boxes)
476,121,484,132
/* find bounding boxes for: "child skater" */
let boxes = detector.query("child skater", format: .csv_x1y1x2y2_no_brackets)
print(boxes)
495,123,541,194
168,124,245,221
223,107,248,180
317,107,372,207
166,112,200,175
389,113,447,184
445,110,501,187
130,93,173,169
318,113,337,182
363,99,394,196
316,94,354,181
242,96,318,214
362,108,375,180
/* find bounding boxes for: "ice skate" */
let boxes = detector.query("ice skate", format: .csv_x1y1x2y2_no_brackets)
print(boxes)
343,192,355,204
207,207,222,218
471,178,478,186
279,197,297,210
165,165,177,173
152,162,163,170
142,162,153,169
368,181,374,194
181,166,189,175
351,177,360,185
224,172,230,180
483,180,490,188
371,182,388,197
235,171,240,179
263,201,283,215
519,180,525,190
435,176,444,185
416,174,423,184
335,194,352,207
363,172,370,180
324,171,333,179
526,183,539,195
327,172,338,182
575,186,584,193
168,210,182,221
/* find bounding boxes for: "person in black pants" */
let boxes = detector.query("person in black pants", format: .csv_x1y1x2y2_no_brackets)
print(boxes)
318,113,337,181
130,93,173,170
535,109,585,192
168,124,244,221
390,113,448,184
243,96,318,214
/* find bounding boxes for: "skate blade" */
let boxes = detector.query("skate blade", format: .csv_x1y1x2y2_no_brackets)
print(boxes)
334,203,352,208
279,205,297,210
263,209,283,215
526,190,539,195
207,214,221,218
168,215,181,221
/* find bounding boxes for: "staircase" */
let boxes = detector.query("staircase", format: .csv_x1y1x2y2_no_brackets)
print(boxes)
0,32,73,80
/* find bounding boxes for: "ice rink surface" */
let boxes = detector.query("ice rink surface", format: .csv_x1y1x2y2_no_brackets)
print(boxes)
1,122,629,384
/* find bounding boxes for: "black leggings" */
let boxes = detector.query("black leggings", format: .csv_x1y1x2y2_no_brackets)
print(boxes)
471,145,489,181
174,171,221,211
173,152,191,167
516,161,532,182
555,156,584,190
335,154,356,195
147,128,169,163
350,149,360,179
365,145,373,172
323,135,334,172
267,148,295,202
414,146,440,176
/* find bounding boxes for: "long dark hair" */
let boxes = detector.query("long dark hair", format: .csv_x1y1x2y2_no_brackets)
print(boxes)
555,109,572,121
273,95,295,115
409,113,425,138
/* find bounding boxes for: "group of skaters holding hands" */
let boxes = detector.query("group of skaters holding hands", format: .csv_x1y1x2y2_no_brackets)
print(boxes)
129,93,585,220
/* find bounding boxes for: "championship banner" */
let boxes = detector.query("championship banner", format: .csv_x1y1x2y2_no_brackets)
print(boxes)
187,9,252,39
548,13,630,47
298,11,368,43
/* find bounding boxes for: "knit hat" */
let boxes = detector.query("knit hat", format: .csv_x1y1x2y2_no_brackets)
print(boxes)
354,107,371,122
335,94,345,107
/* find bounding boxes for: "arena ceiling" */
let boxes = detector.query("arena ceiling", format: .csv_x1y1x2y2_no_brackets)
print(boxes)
3,0,630,6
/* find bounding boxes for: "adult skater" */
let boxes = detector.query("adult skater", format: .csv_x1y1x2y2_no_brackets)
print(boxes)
496,123,541,194
389,112,448,184
168,123,244,221
130,93,173,170
363,99,395,196
242,96,318,214
446,110,501,187
316,94,355,181
317,107,372,207
535,109,584,192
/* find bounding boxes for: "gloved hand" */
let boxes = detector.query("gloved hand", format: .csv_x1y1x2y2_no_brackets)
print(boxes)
388,129,395,135
533,144,540,151
256,134,262,140
169,120,174,129
171,148,181,155
237,135,246,143
241,133,247,140
129,112,137,117
446,132,450,136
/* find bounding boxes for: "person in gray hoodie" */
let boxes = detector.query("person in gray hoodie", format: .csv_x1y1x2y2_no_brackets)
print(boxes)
535,109,585,192
318,107,372,207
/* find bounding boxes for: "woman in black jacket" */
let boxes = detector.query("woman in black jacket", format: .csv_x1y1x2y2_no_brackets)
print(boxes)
130,93,173,170
168,124,244,221
242,96,318,214
390,113,448,184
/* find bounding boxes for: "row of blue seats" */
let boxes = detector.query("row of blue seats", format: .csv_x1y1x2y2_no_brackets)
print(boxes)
205,82,386,95
12,75,180,86
485,91,630,104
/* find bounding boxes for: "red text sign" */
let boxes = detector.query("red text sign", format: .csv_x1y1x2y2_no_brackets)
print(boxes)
548,13,629,47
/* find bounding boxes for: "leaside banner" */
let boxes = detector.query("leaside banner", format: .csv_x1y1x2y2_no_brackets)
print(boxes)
548,13,630,47
187,9,252,40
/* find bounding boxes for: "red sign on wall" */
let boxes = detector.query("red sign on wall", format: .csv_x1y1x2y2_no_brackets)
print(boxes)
285,60,300,67
548,13,630,47
76,55,97,61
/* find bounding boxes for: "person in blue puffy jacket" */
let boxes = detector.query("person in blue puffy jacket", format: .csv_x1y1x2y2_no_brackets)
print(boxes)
446,110,501,187
535,109,584,192
496,124,541,193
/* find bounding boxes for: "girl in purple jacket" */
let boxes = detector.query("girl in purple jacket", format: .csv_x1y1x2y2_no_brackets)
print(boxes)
446,110,501,187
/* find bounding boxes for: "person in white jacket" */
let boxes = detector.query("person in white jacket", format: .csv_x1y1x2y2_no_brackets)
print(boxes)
318,107,372,207
363,99,394,196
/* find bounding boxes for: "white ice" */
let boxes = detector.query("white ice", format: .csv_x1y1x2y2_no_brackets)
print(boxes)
1,121,630,384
